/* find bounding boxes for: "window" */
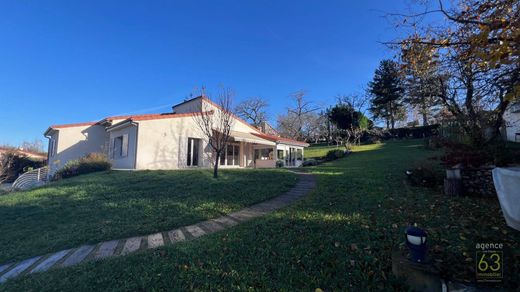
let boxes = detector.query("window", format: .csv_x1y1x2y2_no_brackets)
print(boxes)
296,149,303,161
254,148,273,161
220,144,240,166
187,138,200,166
277,150,284,159
112,134,128,159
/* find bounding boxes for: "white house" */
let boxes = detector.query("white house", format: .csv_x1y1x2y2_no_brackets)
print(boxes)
44,96,309,175
504,101,520,142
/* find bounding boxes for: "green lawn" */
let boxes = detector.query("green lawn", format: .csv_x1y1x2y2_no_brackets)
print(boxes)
304,144,344,159
0,169,298,263
2,140,519,291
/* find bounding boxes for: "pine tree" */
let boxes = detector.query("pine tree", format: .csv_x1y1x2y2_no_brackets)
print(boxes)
368,60,405,129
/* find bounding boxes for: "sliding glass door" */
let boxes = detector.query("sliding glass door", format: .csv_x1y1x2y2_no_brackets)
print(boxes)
220,144,240,166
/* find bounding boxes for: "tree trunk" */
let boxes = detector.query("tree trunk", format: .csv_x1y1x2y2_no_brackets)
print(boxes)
213,152,220,178
444,178,462,196
422,113,428,126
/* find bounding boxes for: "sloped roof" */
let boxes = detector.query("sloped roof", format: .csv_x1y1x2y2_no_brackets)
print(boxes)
251,132,309,147
44,96,309,147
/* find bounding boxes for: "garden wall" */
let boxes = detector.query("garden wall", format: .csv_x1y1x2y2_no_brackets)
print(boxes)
460,166,496,197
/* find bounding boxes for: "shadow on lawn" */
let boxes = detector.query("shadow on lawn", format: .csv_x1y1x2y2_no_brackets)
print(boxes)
1,140,519,290
0,168,297,263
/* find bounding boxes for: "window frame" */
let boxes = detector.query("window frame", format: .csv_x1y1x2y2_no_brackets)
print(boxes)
187,137,201,167
220,143,240,166
111,134,128,159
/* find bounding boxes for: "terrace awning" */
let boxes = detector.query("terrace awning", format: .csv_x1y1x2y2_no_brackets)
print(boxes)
229,130,276,146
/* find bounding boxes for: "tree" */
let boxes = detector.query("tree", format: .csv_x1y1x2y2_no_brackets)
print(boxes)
0,149,44,183
20,139,45,154
368,60,405,129
389,0,519,145
234,97,269,127
400,42,443,126
192,88,235,178
328,95,373,146
276,91,319,140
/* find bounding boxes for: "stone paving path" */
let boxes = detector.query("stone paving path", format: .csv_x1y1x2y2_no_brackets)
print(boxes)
0,171,315,284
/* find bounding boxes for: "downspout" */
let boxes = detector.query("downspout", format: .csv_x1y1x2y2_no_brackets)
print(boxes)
133,123,139,169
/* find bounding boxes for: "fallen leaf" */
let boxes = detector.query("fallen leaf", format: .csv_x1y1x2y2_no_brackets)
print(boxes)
350,243,358,251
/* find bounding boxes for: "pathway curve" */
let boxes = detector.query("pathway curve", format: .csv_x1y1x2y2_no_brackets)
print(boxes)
0,171,316,284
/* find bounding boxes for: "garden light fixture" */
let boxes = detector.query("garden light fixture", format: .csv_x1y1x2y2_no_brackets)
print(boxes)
405,225,428,263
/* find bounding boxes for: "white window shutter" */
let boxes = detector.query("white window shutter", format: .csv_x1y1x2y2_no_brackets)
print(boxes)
122,134,129,157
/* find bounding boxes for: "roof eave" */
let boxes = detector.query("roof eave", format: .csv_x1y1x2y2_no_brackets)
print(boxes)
106,119,138,132
44,127,57,137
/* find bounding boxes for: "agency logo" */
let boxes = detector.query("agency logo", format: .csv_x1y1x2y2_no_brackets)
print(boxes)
475,242,503,283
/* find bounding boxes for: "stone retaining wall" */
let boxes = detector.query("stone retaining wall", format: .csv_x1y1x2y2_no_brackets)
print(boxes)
460,166,496,197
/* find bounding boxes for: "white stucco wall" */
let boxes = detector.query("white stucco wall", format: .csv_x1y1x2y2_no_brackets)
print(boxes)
200,98,261,134
108,124,138,169
135,117,212,170
172,98,203,114
47,125,108,175
504,105,520,142
133,106,267,170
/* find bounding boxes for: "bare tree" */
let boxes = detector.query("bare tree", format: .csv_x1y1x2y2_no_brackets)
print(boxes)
234,97,269,127
192,88,235,178
20,139,45,154
277,91,320,140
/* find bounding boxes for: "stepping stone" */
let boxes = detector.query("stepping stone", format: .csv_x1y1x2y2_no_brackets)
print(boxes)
167,229,185,243
229,209,261,221
31,249,71,273
94,240,119,259
212,216,238,227
121,237,142,255
199,220,225,233
0,172,316,283
0,263,12,275
185,225,206,238
0,256,41,283
249,203,276,212
61,245,95,267
147,233,164,249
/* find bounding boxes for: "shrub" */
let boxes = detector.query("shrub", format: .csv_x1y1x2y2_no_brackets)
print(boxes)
53,153,111,180
276,160,285,168
302,159,319,167
423,136,444,149
0,150,45,183
325,149,346,161
406,159,444,188
441,141,520,168
388,124,440,139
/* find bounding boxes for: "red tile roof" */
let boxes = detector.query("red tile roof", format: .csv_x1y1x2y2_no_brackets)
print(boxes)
50,122,97,129
251,132,309,147
49,112,210,129
46,97,308,147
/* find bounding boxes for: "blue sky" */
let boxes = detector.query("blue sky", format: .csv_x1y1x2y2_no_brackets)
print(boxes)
0,0,412,147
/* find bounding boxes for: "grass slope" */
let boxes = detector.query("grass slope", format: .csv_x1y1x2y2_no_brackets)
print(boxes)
0,169,297,263
304,144,344,159
2,140,519,291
